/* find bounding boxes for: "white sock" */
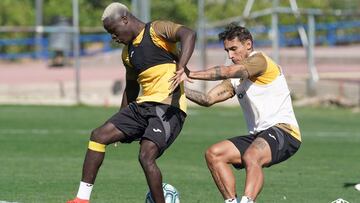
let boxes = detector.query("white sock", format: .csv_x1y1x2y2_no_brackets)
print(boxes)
76,181,93,200
239,196,254,203
225,198,238,203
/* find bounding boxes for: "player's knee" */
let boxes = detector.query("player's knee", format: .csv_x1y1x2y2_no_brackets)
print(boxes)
138,150,155,168
90,128,101,142
90,128,108,144
138,140,159,168
205,147,221,164
87,129,107,153
242,151,260,168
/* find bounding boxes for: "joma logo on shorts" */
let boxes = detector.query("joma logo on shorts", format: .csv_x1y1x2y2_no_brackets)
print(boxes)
152,128,162,133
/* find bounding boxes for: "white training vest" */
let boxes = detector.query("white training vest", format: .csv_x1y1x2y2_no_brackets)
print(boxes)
231,53,299,134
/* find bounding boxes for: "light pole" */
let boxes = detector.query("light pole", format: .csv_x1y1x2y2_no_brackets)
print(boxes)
72,0,81,104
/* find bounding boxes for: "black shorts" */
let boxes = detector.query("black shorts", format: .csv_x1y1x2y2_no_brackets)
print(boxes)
228,126,301,169
107,102,186,156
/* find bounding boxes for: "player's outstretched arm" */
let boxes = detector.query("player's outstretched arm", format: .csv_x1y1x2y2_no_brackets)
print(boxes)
188,53,267,81
188,64,250,81
185,79,235,107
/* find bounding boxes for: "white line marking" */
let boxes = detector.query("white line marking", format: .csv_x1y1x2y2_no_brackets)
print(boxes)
0,201,20,203
0,129,89,135
0,129,359,138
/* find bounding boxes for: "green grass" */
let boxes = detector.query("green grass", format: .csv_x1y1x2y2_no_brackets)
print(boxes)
0,105,359,203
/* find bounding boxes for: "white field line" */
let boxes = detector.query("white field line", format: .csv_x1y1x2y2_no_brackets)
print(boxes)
0,201,20,203
0,129,359,138
0,128,89,135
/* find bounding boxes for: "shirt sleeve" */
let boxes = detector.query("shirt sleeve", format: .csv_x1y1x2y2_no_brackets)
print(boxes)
241,52,267,78
152,20,183,42
230,78,241,88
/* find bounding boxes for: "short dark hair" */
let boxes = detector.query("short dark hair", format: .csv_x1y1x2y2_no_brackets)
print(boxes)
218,23,253,44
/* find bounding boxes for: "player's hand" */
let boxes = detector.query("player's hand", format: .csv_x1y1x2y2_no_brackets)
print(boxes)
169,68,193,93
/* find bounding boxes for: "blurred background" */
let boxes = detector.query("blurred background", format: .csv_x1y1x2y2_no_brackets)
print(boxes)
0,0,359,108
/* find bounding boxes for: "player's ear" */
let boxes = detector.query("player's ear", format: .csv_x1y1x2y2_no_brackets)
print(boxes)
245,39,252,51
121,16,128,24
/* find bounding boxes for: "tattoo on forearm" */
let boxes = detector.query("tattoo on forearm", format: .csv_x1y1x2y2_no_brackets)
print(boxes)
191,66,226,81
217,90,229,97
213,66,222,80
185,88,211,106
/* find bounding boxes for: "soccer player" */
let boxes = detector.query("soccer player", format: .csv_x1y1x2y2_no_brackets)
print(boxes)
172,23,301,203
67,2,196,203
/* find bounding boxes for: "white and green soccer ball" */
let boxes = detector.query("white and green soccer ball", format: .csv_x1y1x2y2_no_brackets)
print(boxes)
355,183,360,191
145,183,180,203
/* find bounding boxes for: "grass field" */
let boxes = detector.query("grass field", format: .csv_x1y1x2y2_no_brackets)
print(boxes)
0,105,359,203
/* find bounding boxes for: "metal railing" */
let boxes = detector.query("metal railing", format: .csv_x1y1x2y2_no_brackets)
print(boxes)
0,20,359,60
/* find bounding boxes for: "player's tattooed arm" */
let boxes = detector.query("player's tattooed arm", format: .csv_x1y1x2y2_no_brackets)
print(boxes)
187,53,267,81
188,64,250,81
185,80,235,107
185,88,211,106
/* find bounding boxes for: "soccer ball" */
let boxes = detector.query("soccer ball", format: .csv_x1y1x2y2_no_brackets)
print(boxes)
145,183,180,203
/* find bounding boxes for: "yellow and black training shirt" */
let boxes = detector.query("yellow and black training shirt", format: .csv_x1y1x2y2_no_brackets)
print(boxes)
121,20,187,113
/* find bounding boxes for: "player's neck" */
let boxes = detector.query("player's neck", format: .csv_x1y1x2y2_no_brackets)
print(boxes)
133,19,145,37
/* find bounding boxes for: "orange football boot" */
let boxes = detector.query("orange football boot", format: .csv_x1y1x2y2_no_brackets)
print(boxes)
66,197,89,203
